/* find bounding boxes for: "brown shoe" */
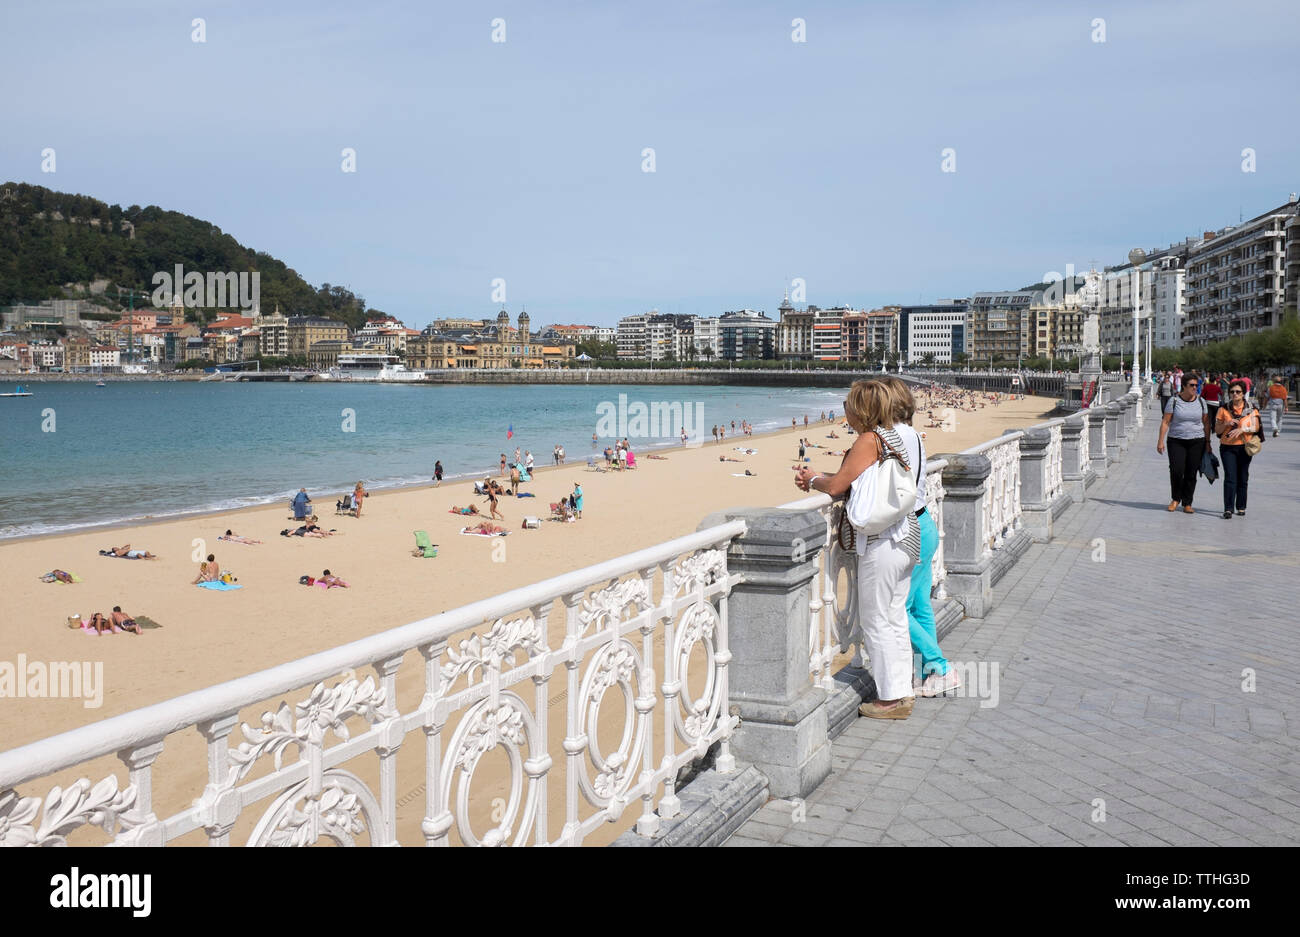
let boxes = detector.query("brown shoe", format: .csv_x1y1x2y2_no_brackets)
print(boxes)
1167,501,1179,512
859,697,914,720
1183,506,1194,514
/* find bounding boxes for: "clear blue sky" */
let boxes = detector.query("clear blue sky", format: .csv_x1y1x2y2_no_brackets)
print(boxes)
4,0,1297,327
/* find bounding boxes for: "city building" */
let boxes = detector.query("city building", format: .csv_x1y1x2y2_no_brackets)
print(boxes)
966,290,1042,365
1183,195,1300,347
287,316,349,358
899,301,969,365
776,294,813,361
718,310,776,360
616,314,649,360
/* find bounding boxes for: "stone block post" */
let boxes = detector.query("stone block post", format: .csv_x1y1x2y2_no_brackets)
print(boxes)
697,507,830,800
1088,409,1109,478
1104,402,1122,463
1116,394,1131,446
1059,415,1087,503
932,453,994,618
1015,426,1054,543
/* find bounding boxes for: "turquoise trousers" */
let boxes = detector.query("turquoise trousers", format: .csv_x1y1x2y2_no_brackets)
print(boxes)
909,509,950,679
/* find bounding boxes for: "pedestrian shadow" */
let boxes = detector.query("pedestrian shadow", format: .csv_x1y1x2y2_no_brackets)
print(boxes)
1088,497,1177,513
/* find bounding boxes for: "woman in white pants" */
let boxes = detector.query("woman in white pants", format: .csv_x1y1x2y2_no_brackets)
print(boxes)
795,380,920,719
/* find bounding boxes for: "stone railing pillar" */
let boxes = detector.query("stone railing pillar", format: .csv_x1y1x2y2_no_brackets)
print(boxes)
1104,402,1122,463
697,507,829,799
1116,395,1131,446
1015,426,1054,543
933,453,994,618
1059,416,1087,502
1088,409,1109,478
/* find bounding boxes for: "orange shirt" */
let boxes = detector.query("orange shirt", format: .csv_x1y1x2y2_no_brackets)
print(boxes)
1268,383,1287,400
1215,402,1259,444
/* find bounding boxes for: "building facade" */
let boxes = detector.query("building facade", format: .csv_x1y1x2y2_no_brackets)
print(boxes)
899,301,969,365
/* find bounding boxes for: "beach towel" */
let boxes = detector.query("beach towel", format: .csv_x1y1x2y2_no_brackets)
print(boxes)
516,491,536,498
39,571,81,583
78,619,125,635
731,473,756,478
196,581,242,591
218,536,261,545
460,527,510,538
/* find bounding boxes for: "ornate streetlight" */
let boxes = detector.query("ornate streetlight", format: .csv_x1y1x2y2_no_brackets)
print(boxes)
1128,248,1146,401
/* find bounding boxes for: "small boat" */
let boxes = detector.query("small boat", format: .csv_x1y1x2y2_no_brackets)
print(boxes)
95,380,107,387
0,385,33,397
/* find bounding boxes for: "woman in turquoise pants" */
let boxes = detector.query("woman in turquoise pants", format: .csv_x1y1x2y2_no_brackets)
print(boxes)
885,377,961,698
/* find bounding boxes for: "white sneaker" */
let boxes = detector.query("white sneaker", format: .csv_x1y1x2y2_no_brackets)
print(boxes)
920,669,962,698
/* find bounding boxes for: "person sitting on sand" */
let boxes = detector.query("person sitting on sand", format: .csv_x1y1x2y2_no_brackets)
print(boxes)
827,431,839,439
219,529,262,544
110,606,142,635
319,569,349,588
192,554,220,584
744,469,757,476
103,544,158,559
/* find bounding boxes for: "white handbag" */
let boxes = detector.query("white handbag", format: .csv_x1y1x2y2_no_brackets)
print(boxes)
845,430,917,537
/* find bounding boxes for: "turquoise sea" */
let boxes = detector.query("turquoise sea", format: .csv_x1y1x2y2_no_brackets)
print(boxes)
0,381,845,538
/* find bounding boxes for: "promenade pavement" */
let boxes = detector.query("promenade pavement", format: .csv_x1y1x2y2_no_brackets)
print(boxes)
728,404,1300,847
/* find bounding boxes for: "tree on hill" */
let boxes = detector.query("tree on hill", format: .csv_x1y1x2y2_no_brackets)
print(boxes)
0,182,381,329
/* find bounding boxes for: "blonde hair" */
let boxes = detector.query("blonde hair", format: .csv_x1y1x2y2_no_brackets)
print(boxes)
844,380,893,431
882,377,916,424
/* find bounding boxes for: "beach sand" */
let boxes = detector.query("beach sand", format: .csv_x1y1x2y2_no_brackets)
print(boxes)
0,391,1057,845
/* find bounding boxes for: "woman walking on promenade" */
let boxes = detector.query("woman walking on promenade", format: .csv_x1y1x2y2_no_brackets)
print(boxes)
1156,374,1213,514
1157,371,1173,415
794,380,919,719
1201,373,1222,427
883,378,960,697
1216,381,1260,519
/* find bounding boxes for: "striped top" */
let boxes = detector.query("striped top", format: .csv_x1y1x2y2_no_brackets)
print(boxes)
863,425,922,566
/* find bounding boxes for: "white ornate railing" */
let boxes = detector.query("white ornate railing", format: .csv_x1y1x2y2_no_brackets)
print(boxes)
965,433,1023,553
1075,411,1090,470
0,523,745,847
1045,421,1064,503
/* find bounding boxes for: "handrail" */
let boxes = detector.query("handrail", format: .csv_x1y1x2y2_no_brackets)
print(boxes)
0,519,747,788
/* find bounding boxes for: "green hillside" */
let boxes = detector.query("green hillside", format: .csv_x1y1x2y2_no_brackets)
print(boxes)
0,182,380,328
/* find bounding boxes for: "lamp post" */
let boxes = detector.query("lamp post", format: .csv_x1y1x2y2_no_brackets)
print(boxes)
1128,248,1145,398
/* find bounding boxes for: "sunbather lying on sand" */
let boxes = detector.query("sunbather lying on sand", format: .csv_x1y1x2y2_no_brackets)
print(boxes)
449,504,480,515
467,521,507,535
101,544,157,559
718,455,742,462
219,530,262,544
280,522,337,538
39,570,76,584
319,569,349,588
111,606,142,635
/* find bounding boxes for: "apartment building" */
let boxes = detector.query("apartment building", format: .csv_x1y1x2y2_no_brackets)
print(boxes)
287,316,350,358
1183,195,1300,347
967,290,1041,364
718,310,776,360
692,317,720,359
616,314,648,360
840,307,900,361
811,307,848,361
899,301,969,364
776,294,813,360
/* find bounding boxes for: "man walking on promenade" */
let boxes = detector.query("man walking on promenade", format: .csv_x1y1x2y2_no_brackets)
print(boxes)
1266,376,1288,437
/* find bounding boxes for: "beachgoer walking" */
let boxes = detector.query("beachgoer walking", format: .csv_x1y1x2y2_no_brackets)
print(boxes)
434,460,444,486
1157,375,1212,514
1216,381,1260,519
1266,376,1288,437
798,439,806,460
572,482,583,519
509,464,520,495
553,445,560,465
618,446,627,469
793,380,918,719
514,446,521,465
486,486,503,521
525,450,535,474
292,488,313,521
558,445,565,464
352,482,366,518
592,432,598,449
500,453,507,476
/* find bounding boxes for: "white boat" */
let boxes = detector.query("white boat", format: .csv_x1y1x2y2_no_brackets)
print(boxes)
333,354,426,382
95,380,107,387
0,385,33,397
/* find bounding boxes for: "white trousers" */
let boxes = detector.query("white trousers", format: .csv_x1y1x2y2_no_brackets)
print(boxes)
1267,400,1283,434
856,536,914,701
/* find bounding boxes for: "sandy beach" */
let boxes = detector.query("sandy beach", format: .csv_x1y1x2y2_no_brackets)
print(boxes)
0,389,1057,845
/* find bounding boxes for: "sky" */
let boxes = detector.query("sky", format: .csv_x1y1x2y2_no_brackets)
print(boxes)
3,0,1298,328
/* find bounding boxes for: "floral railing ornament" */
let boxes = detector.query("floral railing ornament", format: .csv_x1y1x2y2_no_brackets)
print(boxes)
0,777,143,847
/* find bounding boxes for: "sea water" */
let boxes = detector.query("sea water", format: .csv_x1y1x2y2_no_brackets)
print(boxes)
0,381,845,538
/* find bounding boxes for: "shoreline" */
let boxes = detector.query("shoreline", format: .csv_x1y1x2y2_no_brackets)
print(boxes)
0,417,820,545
